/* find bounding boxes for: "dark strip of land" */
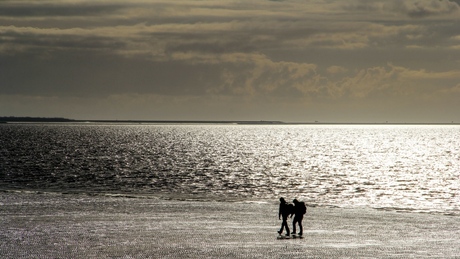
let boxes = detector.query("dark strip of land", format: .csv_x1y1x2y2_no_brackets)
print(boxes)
1,116,459,125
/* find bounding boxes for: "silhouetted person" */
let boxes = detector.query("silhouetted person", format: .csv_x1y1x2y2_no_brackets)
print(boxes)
278,197,293,236
292,199,306,236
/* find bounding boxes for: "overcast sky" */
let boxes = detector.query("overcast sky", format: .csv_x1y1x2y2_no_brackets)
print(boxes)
1,0,460,122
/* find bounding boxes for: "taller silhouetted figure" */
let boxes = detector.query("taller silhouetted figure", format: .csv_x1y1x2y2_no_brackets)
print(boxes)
292,199,306,236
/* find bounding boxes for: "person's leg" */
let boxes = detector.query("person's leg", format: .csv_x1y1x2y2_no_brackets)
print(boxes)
283,217,290,236
278,221,283,234
292,216,297,234
279,216,287,234
298,215,303,235
281,220,286,233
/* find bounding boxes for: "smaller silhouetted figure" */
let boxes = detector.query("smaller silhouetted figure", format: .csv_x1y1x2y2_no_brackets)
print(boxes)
278,197,293,236
292,199,307,236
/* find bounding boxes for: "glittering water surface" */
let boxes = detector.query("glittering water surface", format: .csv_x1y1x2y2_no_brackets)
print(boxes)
1,123,459,214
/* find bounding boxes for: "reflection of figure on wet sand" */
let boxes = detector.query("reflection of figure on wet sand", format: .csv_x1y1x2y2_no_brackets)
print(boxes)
277,197,292,236
292,199,306,236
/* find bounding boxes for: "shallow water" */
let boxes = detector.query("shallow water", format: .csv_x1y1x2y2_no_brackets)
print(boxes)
1,123,459,214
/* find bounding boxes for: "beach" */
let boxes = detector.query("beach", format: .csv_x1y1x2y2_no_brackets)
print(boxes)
1,192,459,258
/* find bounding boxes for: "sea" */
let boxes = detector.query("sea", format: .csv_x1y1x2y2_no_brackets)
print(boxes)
1,123,459,215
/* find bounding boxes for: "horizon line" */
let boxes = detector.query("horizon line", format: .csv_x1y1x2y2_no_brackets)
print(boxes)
1,116,459,125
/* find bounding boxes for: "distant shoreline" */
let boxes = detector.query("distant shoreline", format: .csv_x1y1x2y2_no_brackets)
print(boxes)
1,116,459,125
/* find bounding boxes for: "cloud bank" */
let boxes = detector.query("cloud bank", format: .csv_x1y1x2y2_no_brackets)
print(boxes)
1,0,459,122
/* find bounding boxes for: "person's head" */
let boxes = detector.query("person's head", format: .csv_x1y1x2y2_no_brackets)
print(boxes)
279,197,285,203
293,199,299,204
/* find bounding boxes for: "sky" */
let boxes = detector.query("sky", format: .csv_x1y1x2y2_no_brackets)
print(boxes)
1,0,460,123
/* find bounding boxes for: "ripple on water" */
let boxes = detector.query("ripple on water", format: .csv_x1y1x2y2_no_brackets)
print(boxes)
0,124,459,214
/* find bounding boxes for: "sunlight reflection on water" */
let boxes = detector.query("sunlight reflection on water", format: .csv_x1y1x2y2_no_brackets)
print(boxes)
0,124,459,214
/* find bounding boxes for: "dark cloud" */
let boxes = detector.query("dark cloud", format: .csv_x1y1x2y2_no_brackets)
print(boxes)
0,3,126,17
0,50,222,97
0,29,126,52
343,0,460,18
164,38,257,55
387,0,460,18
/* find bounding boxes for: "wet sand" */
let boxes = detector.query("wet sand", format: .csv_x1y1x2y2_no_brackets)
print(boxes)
1,192,459,258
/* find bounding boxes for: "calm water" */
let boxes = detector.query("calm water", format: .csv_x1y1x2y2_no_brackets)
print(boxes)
1,123,459,214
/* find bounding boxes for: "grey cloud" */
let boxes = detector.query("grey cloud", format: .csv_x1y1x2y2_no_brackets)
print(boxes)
165,41,256,55
0,29,126,53
0,3,126,17
0,49,222,98
3,0,454,61
341,1,384,12
386,0,460,18
342,0,460,18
